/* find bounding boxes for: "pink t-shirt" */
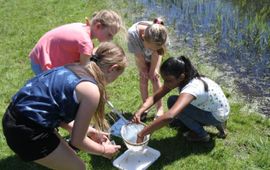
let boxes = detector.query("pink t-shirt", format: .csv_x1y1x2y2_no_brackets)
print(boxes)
29,23,93,71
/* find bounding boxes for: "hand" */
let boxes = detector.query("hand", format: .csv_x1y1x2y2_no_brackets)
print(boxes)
87,127,109,144
44,64,52,71
102,140,121,159
136,133,144,143
132,112,142,123
149,70,160,82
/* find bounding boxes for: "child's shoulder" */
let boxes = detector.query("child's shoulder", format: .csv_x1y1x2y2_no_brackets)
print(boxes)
136,21,152,26
130,21,151,27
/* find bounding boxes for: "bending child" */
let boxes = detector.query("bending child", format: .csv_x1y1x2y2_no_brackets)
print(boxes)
2,42,127,169
30,9,124,75
133,56,229,143
127,18,168,120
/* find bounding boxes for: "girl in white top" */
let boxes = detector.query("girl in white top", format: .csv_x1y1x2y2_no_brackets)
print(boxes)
128,18,168,119
133,56,229,142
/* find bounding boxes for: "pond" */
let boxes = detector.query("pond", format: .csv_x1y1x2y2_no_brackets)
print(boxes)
125,0,270,116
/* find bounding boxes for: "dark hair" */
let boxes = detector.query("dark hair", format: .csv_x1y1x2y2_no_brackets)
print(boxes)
160,56,208,92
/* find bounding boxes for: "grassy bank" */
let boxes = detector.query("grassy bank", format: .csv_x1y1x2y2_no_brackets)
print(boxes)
0,0,269,170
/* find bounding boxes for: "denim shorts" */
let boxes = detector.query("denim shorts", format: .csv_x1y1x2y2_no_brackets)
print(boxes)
30,58,43,75
2,104,60,161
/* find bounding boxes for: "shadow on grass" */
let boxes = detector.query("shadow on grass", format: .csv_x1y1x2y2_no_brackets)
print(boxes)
1,132,216,170
97,112,216,169
90,131,216,170
0,155,48,170
148,131,216,169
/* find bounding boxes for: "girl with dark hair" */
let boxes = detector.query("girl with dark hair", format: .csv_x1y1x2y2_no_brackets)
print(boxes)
133,56,229,142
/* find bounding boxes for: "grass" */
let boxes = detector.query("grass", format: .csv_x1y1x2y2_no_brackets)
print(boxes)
0,0,269,170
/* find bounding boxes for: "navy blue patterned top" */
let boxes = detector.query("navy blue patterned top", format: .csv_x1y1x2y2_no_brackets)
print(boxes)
11,66,97,128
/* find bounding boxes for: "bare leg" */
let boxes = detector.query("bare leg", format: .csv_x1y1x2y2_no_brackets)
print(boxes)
135,55,150,106
139,71,149,103
151,75,163,117
34,138,85,170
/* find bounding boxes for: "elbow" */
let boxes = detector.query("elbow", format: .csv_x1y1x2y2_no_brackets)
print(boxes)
163,113,174,123
155,114,173,124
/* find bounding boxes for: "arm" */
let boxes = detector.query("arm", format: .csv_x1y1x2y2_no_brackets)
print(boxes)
70,82,120,159
133,85,171,123
149,51,162,81
60,121,109,144
137,93,195,143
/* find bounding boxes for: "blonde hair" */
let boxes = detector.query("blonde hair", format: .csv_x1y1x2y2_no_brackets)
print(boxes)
144,18,168,54
90,9,125,33
84,42,127,130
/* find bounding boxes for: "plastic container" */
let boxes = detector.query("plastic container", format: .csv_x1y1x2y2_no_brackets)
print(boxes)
113,146,160,170
121,123,150,152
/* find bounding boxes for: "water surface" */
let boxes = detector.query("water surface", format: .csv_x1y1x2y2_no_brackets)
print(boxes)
126,0,270,116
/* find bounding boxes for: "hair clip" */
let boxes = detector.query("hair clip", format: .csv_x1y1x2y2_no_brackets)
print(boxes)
90,54,99,63
154,18,164,25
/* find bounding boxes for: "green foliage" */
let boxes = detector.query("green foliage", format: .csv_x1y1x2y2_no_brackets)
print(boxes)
0,0,269,170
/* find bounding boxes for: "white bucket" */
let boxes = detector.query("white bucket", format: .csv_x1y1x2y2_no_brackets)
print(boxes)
121,123,150,152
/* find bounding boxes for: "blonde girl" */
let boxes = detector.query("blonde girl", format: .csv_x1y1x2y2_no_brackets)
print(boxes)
30,9,124,75
3,42,127,169
128,18,168,120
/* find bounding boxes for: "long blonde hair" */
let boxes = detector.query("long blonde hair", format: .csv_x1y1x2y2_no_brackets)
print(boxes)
84,42,127,130
144,18,168,55
90,9,125,33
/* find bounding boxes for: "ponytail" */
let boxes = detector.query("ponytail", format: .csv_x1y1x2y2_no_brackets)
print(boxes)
72,42,127,131
180,56,208,92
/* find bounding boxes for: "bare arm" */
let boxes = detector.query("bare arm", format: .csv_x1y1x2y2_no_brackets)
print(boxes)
133,85,171,122
60,121,109,144
137,93,195,142
149,51,162,81
70,82,120,159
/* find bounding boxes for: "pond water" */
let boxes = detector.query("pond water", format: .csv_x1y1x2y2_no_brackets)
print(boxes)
126,0,270,116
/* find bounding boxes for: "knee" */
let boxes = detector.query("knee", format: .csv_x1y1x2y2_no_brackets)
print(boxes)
167,95,179,109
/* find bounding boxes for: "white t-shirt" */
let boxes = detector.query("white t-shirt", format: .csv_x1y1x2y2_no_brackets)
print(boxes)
180,77,230,122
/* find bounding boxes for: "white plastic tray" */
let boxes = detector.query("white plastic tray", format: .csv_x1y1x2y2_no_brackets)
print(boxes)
113,146,160,170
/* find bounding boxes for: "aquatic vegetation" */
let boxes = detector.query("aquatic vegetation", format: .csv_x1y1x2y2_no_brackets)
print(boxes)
130,0,270,116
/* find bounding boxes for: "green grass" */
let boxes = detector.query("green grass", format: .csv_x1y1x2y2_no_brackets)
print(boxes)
0,0,269,170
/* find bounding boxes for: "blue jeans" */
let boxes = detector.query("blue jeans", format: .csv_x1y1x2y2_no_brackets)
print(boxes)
167,95,221,137
30,58,43,75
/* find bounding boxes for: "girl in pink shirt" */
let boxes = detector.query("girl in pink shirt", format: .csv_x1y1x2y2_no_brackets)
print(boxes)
30,10,124,75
